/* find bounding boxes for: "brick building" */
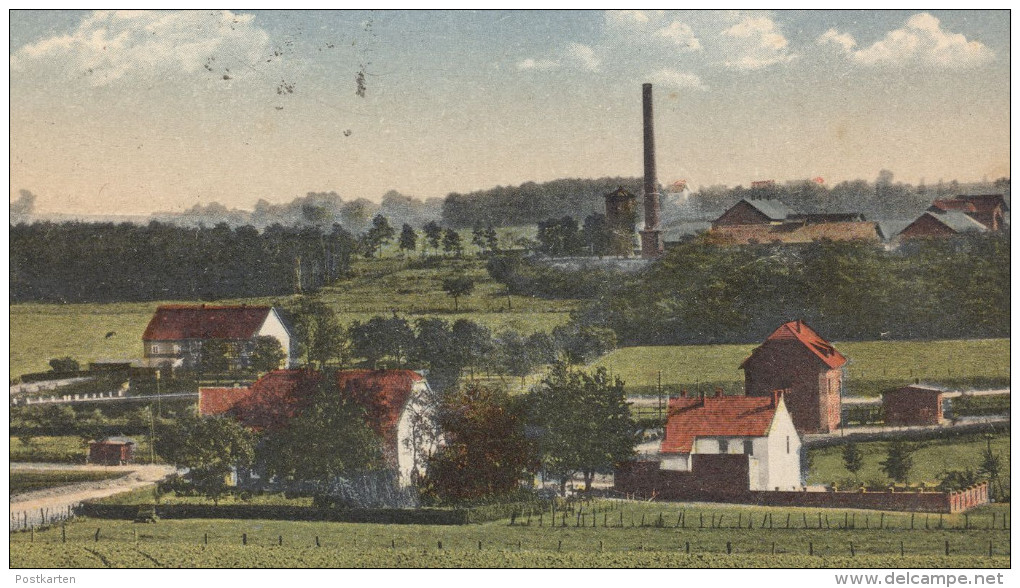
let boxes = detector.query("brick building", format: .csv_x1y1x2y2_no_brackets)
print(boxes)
883,384,944,426
87,436,135,465
741,320,846,434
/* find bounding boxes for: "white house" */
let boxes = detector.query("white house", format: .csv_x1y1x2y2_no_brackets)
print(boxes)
142,304,292,370
659,390,802,491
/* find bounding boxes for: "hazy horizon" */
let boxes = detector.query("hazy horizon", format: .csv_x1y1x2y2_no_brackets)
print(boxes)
10,10,1010,216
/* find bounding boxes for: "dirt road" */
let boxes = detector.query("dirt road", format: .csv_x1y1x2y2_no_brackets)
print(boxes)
10,463,176,530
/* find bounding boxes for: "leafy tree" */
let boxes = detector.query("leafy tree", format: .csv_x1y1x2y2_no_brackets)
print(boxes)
879,440,915,484
841,442,864,480
582,213,613,256
249,335,287,373
442,228,464,257
398,223,418,256
471,224,486,252
529,363,637,494
362,214,396,257
409,317,464,392
536,216,584,256
259,384,382,487
201,339,234,374
451,319,492,380
442,274,475,311
422,221,443,254
484,224,499,253
349,315,414,368
552,324,617,364
978,436,1004,499
155,412,255,503
422,382,536,502
283,298,349,368
48,357,80,373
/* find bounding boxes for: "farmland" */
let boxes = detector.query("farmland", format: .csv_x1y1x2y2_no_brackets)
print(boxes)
10,469,130,496
594,339,1011,397
9,501,1010,568
9,255,576,379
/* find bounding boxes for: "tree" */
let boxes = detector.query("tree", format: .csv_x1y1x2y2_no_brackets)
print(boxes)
978,436,1004,499
442,228,464,257
422,382,536,502
48,357,80,373
484,224,499,253
201,339,234,374
398,223,418,256
841,442,864,480
451,319,492,380
582,213,613,257
529,363,637,494
155,412,255,504
552,324,617,364
536,216,584,256
349,315,414,368
471,224,486,253
879,440,915,484
259,384,382,487
442,274,475,311
249,336,286,374
362,214,396,257
422,221,443,254
283,298,349,368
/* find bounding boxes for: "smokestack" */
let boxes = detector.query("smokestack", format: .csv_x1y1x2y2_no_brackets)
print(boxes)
640,83,663,258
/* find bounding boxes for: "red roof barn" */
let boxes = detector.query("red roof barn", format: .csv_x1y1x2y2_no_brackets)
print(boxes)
883,384,944,427
741,320,846,434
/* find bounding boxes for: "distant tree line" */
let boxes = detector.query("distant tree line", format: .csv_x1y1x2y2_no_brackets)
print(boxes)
490,233,1010,345
10,221,359,303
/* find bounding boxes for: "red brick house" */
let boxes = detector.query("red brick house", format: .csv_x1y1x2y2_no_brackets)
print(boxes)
87,436,135,465
143,304,292,371
883,384,944,426
199,369,437,485
741,320,846,434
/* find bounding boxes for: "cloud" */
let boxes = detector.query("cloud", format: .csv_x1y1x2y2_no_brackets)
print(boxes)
817,28,857,52
720,15,794,70
655,21,702,51
566,43,601,71
10,10,271,86
605,10,651,26
516,58,560,71
849,13,994,68
648,68,707,91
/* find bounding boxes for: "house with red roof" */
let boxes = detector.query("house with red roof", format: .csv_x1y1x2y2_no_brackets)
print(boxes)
659,390,801,491
199,368,437,486
741,320,846,434
143,304,292,371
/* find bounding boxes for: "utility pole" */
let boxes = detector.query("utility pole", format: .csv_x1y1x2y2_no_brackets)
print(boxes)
155,369,162,419
657,370,663,422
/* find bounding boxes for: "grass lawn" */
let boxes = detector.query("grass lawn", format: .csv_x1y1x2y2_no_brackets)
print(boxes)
807,431,1011,493
594,339,1010,397
9,501,1010,568
10,469,131,495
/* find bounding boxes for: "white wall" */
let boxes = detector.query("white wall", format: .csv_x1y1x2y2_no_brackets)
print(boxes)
257,308,292,367
764,399,802,490
395,380,439,487
659,454,689,471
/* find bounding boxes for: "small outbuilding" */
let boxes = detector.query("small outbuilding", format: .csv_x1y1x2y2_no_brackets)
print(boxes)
88,436,136,465
883,384,944,426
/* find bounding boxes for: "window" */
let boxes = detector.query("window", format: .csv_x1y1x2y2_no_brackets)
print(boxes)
172,344,181,354
786,436,791,454
150,344,159,354
719,439,729,453
744,440,753,455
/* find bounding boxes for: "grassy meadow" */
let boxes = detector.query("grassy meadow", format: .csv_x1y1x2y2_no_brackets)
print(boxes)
10,469,130,496
594,339,1011,397
10,435,162,465
9,501,1010,568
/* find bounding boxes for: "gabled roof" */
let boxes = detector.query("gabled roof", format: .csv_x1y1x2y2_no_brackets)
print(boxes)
926,211,988,234
337,370,425,454
143,305,274,341
741,320,847,370
661,395,778,454
930,200,977,213
229,369,324,431
742,199,794,221
199,387,255,417
94,436,136,445
957,194,1008,213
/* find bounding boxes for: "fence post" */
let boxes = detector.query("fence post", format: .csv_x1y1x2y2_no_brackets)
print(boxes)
988,541,992,557
726,541,732,555
900,541,904,557
850,542,855,557
944,541,949,556
911,513,914,530
133,529,138,544
278,535,283,546
558,540,562,552
316,536,321,548
809,542,813,556
242,533,247,545
94,528,100,542
438,540,442,550
62,522,66,544
30,526,34,543
771,541,776,555
599,540,603,552
685,541,690,554
478,540,482,550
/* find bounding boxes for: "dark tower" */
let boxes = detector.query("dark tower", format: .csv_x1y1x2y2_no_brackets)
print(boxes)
639,83,663,258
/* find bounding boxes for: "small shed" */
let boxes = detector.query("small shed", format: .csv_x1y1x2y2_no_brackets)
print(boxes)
883,385,944,426
88,436,136,465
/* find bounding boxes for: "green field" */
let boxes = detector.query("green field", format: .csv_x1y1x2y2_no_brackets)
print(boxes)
594,339,1010,397
9,256,577,379
10,435,162,465
9,502,1010,568
10,469,130,496
808,431,1011,492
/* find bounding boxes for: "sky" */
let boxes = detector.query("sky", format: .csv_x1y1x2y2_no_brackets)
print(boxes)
7,9,1012,216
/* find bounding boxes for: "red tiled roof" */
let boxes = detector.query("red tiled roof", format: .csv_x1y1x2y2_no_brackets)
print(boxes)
741,320,847,370
336,370,424,456
142,305,273,341
232,369,324,431
661,395,777,454
199,387,255,417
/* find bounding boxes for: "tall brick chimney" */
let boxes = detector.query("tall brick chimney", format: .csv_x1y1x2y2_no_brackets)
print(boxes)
640,83,663,258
